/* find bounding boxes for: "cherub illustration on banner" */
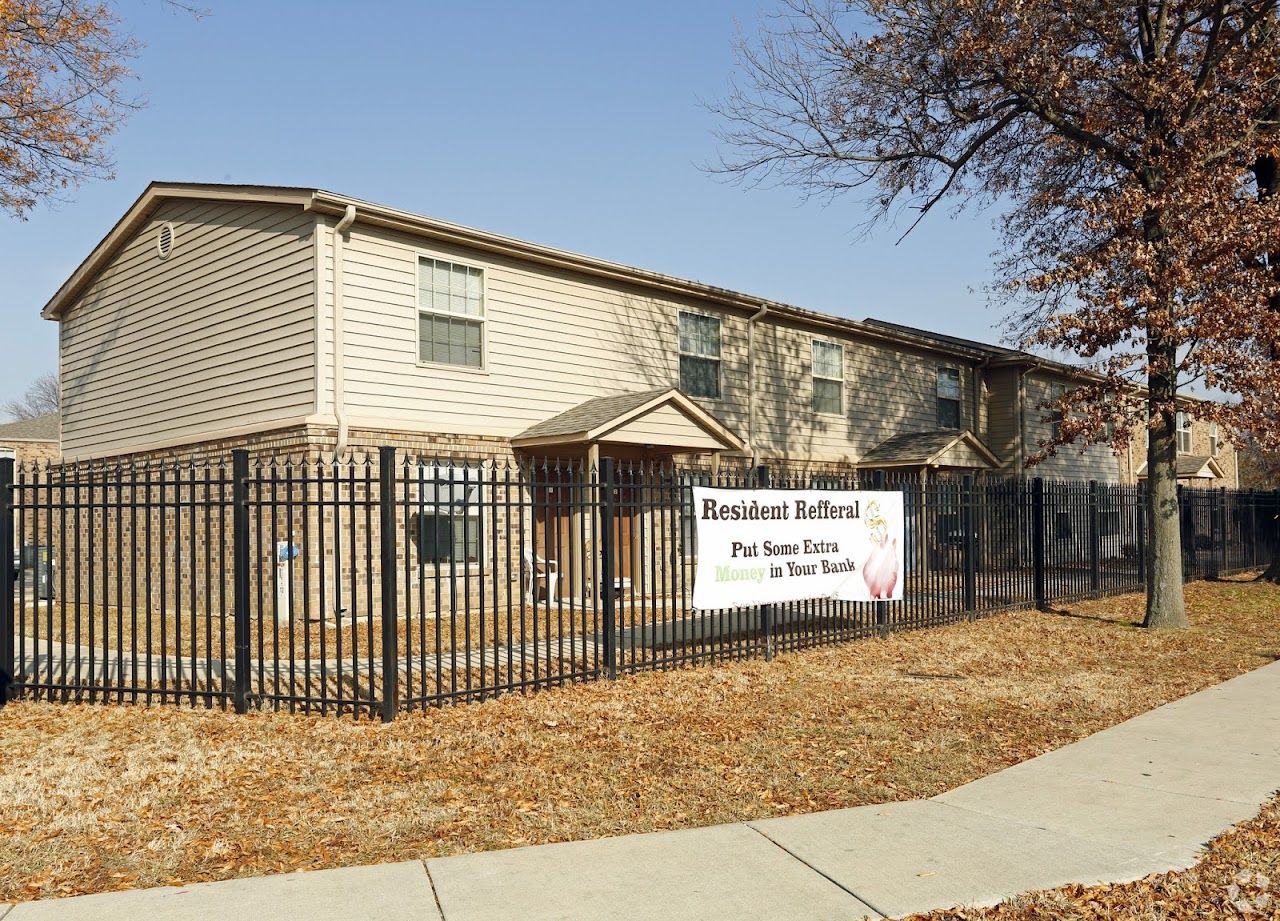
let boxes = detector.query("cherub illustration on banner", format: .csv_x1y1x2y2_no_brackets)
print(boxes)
862,500,899,599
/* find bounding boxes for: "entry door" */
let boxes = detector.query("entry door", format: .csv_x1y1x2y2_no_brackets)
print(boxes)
532,463,582,598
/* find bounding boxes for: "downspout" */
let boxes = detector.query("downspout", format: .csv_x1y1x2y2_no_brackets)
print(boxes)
332,205,357,454
1016,367,1028,472
747,303,769,468
971,358,990,437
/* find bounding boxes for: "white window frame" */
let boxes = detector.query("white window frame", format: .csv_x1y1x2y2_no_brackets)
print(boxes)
809,475,848,490
1209,422,1220,457
1047,382,1067,438
412,463,484,568
936,367,962,429
677,311,722,400
811,340,844,416
416,254,489,373
1176,411,1193,454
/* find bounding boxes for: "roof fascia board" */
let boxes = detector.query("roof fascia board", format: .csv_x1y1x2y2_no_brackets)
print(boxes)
510,432,591,448
922,431,1000,468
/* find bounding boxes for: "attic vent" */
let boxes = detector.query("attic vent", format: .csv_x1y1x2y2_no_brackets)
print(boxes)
157,222,175,259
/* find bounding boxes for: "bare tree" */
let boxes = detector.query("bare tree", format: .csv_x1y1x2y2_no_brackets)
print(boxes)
1,1,204,218
4,372,59,420
712,0,1280,628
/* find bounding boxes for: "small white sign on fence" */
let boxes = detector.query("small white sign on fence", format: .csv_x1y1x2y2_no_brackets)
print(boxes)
691,487,905,610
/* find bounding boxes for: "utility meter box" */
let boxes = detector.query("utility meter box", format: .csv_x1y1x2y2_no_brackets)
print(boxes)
20,545,55,601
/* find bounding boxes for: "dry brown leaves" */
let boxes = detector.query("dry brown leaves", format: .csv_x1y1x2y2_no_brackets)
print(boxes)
0,576,1276,904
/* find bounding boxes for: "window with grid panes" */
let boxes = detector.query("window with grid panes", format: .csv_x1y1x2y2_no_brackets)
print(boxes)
678,312,721,399
812,340,844,414
937,367,962,429
418,257,484,368
1176,411,1193,454
412,464,482,564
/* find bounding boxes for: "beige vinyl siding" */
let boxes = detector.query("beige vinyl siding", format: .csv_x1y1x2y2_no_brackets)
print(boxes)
935,440,990,469
604,404,725,450
60,199,316,459
751,325,976,462
984,367,1021,471
1022,372,1123,482
329,220,983,464
330,221,744,442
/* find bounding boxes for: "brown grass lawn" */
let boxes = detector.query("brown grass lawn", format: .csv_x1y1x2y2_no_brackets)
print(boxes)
1,576,1277,904
906,795,1280,920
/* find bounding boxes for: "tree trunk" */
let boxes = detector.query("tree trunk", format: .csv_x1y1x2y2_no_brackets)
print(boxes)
1256,559,1280,583
1143,357,1188,629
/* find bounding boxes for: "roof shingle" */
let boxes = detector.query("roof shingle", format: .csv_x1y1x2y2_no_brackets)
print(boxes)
0,413,59,442
515,389,673,441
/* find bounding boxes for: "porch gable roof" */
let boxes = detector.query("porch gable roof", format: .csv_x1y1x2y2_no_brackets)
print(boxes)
511,388,745,452
858,429,1000,470
1135,455,1226,480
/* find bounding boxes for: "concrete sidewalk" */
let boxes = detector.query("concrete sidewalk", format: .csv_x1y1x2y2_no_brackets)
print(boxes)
5,660,1278,921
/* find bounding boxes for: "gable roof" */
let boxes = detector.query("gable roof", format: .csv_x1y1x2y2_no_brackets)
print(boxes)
1135,455,1227,479
0,413,59,443
859,429,999,469
512,388,744,451
38,182,994,364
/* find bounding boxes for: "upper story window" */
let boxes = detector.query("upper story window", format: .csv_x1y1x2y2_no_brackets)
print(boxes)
936,367,962,430
678,312,721,399
418,257,484,368
1209,422,1220,456
811,340,844,415
1047,382,1067,438
1176,411,1193,454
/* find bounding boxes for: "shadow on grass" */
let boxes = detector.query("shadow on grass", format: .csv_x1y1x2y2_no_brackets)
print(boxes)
1042,606,1143,628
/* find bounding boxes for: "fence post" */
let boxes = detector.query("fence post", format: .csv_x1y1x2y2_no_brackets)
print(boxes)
1032,477,1047,610
1136,483,1147,584
231,449,251,714
756,464,775,660
1177,484,1190,578
378,446,399,722
1210,486,1226,579
599,457,618,680
961,475,977,619
0,456,14,706
1088,480,1101,596
872,469,891,638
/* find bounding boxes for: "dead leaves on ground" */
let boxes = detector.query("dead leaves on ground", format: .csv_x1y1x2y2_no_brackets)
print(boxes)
0,577,1276,904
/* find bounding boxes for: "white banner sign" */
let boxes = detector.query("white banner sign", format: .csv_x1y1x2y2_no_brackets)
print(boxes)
691,487,905,610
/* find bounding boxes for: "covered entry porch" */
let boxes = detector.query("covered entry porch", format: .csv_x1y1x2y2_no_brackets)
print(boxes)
857,429,1001,576
510,387,745,604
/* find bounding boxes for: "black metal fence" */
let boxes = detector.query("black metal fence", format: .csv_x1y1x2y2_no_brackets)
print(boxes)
2,451,1276,719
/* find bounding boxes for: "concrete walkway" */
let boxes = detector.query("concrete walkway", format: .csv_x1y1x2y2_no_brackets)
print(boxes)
4,660,1278,921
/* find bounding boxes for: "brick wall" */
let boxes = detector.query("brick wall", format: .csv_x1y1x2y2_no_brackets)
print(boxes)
2,439,59,467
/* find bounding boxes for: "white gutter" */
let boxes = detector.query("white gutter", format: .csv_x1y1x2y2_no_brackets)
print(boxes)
747,304,769,466
332,205,357,454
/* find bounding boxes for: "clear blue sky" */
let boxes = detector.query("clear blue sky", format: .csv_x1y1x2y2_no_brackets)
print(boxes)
0,0,1006,409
